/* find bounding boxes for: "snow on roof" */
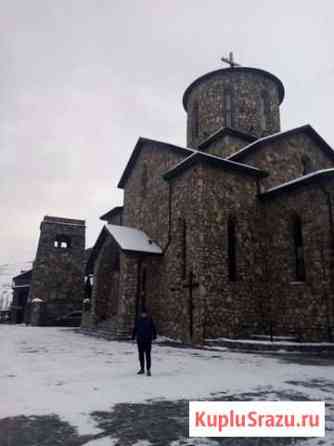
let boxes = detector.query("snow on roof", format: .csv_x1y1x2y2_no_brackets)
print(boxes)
198,126,257,150
105,225,163,255
226,127,300,161
163,150,267,180
261,168,334,197
227,124,334,161
118,137,195,189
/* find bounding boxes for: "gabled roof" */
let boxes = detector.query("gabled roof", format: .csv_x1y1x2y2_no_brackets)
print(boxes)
163,151,268,181
198,126,257,151
259,168,334,200
227,124,334,162
100,206,124,222
86,224,162,275
12,269,32,285
118,135,268,189
118,137,194,189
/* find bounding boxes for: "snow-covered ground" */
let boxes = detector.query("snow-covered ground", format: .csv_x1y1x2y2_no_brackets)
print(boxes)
0,261,32,310
1,325,334,445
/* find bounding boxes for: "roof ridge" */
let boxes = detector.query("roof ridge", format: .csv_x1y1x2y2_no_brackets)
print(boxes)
163,149,268,181
227,124,312,160
226,124,334,163
199,126,257,150
118,137,194,189
260,168,334,198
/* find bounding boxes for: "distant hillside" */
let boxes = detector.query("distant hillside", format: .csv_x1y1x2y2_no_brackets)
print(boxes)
0,262,33,311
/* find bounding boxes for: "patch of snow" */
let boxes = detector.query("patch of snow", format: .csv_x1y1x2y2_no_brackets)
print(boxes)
131,441,152,446
1,326,333,443
155,335,183,343
82,438,118,446
251,335,297,341
170,438,219,445
163,151,264,180
207,337,334,347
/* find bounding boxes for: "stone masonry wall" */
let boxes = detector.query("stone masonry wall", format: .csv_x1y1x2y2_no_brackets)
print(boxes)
123,146,205,342
116,253,141,337
202,133,254,159
260,182,334,340
91,236,120,323
200,166,263,339
123,142,187,246
159,166,206,343
113,143,334,342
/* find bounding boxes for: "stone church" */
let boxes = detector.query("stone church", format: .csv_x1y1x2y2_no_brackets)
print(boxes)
83,59,334,344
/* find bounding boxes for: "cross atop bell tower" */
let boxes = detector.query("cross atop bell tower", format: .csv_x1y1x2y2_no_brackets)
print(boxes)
220,52,240,68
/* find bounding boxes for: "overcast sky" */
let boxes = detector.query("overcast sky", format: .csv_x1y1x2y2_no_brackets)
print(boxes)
1,0,334,265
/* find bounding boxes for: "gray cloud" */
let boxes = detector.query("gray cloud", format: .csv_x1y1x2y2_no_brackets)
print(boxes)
1,0,334,263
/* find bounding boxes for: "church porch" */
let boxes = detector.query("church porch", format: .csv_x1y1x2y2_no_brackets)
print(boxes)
83,224,163,338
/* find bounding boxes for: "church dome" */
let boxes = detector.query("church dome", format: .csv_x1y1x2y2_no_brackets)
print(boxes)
183,66,285,148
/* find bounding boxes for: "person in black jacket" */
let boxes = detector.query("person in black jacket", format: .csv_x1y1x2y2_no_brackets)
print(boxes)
132,309,157,376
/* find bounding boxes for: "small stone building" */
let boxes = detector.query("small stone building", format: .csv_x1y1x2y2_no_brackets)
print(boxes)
28,216,86,325
11,269,32,324
85,63,334,343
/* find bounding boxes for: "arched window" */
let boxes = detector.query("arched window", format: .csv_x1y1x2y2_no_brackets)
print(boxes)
301,154,312,175
54,234,71,249
181,218,187,279
141,164,148,198
260,91,270,132
292,214,306,281
111,250,120,271
224,89,233,127
192,100,199,140
227,216,237,281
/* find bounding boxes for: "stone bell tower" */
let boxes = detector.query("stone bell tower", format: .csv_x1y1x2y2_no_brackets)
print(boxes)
29,216,85,325
183,53,285,148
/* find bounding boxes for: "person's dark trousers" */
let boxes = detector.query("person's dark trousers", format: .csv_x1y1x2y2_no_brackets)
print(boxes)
137,339,152,371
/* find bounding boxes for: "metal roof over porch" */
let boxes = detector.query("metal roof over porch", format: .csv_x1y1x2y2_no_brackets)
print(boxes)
105,225,162,255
